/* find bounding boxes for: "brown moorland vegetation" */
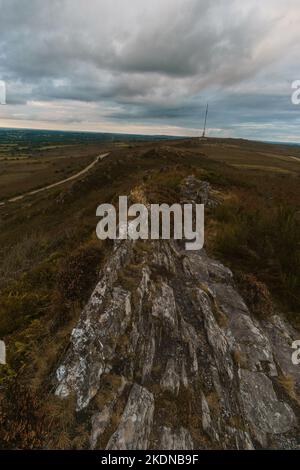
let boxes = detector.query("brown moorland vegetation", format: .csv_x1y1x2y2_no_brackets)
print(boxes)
0,137,299,447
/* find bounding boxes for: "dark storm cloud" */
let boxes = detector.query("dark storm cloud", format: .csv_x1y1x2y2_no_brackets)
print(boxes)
0,0,299,139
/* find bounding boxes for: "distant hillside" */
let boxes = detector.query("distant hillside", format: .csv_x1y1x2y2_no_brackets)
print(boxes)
0,128,185,147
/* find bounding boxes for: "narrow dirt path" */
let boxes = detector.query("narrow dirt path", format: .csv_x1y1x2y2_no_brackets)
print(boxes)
288,155,300,162
0,152,110,206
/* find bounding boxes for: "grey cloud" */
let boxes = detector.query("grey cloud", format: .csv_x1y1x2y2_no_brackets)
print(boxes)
0,0,300,140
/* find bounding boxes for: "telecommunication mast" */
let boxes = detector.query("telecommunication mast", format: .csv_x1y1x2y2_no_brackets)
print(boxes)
202,103,208,138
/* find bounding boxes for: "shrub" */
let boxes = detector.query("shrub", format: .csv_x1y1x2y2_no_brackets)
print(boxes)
0,289,50,337
0,383,48,449
214,202,300,312
236,272,274,318
0,233,49,289
0,258,56,337
56,240,104,303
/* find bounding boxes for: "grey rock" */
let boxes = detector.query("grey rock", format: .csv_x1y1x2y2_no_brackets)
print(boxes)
90,376,127,449
201,392,219,442
56,271,132,409
106,384,154,450
240,369,297,446
160,426,194,450
54,178,300,449
160,358,181,395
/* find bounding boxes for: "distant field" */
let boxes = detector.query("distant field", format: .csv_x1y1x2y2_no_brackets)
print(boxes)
0,129,184,200
0,141,113,200
200,139,300,174
0,148,97,200
231,164,296,174
1,135,300,201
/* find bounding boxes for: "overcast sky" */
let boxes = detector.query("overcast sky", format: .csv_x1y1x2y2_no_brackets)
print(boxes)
0,0,300,141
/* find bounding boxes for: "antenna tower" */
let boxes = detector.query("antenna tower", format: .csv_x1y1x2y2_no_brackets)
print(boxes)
202,103,208,138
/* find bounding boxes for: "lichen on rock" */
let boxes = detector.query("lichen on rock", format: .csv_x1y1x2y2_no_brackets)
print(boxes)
54,177,300,449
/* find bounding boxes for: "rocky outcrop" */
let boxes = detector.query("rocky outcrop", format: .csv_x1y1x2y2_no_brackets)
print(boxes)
159,426,194,450
55,177,300,449
106,384,154,450
0,340,5,365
